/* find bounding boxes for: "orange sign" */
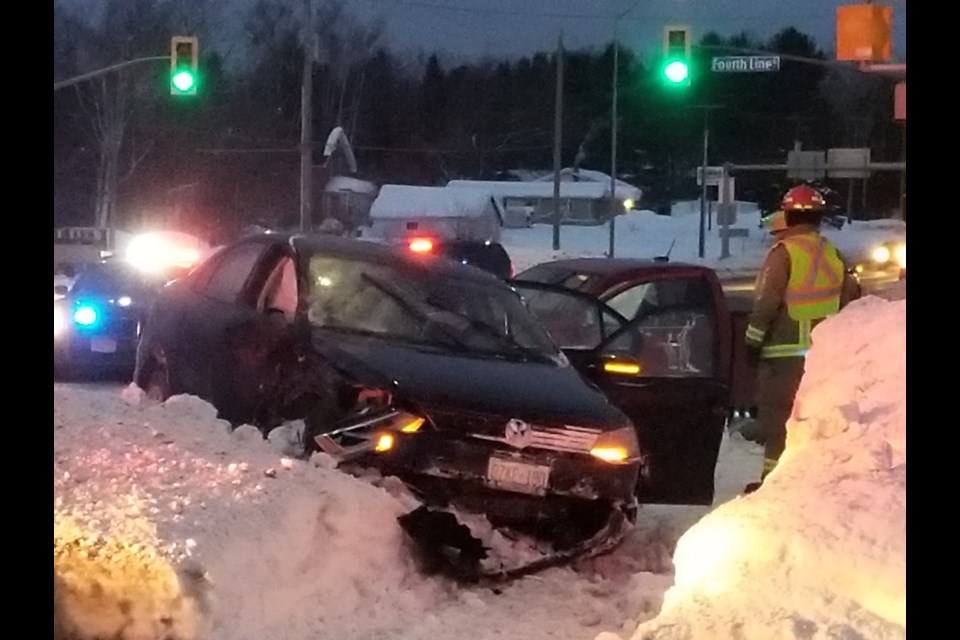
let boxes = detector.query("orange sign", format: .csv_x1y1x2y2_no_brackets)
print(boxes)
836,4,893,62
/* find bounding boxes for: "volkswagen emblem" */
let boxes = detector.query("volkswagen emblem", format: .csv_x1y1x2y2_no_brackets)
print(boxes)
504,418,534,449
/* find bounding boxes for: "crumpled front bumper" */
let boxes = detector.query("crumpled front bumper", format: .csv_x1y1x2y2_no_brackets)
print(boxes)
374,432,640,512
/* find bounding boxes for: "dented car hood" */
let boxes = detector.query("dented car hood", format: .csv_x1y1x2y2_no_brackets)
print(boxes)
310,330,630,431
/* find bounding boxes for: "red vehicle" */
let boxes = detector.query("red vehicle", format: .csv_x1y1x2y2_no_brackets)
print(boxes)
513,258,758,506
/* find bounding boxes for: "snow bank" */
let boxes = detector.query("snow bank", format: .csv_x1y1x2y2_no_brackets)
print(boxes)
504,209,769,275
56,384,690,640
605,293,907,640
54,388,439,640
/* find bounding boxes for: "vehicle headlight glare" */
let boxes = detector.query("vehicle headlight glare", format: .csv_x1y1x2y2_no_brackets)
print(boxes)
871,245,891,264
590,426,640,464
894,244,905,269
375,433,394,452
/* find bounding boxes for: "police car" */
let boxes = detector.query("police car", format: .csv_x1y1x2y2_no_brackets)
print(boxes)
54,231,208,379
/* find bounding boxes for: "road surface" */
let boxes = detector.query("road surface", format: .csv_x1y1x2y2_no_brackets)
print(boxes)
721,265,901,301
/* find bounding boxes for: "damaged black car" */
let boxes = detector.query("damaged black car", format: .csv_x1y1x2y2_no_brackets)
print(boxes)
134,233,641,578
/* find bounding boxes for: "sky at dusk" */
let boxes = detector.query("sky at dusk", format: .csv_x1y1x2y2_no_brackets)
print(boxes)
343,0,907,63
58,0,906,71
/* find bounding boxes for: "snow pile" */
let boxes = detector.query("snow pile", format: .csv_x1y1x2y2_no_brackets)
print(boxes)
502,210,905,277
503,209,771,275
53,388,439,640
605,294,907,640
56,384,696,640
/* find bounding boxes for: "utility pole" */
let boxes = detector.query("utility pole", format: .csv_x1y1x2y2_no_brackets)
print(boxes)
608,24,619,258
552,33,564,251
299,0,316,232
607,1,642,258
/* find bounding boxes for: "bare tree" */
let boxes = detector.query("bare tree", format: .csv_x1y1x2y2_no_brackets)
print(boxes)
55,0,212,229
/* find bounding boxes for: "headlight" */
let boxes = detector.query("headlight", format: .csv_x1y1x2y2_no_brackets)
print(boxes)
375,433,395,452
590,426,640,464
871,245,891,264
894,244,906,269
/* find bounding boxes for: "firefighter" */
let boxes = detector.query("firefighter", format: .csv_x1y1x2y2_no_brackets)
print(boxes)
743,185,860,494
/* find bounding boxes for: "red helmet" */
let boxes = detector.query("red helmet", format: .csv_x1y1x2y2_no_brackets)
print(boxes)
781,185,827,212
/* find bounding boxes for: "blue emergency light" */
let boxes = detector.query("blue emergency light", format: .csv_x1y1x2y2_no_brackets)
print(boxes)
73,304,99,327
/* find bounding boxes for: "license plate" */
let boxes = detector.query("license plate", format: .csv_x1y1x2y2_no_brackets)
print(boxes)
90,337,117,354
486,457,550,496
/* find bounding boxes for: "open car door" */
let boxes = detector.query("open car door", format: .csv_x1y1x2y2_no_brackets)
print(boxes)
513,276,730,506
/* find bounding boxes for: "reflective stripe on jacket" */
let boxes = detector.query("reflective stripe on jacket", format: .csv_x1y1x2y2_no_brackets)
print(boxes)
780,233,845,321
744,225,851,360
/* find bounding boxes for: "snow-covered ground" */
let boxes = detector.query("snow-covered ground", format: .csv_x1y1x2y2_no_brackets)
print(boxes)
53,279,905,639
501,208,906,276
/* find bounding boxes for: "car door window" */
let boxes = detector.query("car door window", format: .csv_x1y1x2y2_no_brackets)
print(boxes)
604,277,716,377
606,282,655,319
201,242,270,305
518,287,623,349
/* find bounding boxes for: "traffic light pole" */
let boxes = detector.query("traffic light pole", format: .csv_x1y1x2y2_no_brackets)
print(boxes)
699,109,708,259
607,1,642,258
53,55,170,91
694,105,723,259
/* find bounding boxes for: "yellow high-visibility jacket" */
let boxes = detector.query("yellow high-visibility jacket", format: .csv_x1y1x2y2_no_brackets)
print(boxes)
745,224,859,359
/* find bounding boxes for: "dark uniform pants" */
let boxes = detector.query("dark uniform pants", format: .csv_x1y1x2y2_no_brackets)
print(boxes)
757,356,805,478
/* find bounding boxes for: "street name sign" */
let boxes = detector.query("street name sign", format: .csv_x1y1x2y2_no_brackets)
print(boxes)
711,56,781,73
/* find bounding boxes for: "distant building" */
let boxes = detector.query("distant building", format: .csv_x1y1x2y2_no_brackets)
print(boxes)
364,185,504,244
446,171,642,227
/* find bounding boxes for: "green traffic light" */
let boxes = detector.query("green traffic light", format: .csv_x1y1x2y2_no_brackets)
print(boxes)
663,60,689,84
172,70,195,92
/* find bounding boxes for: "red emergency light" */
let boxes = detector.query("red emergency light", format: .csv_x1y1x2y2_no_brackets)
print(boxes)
408,238,435,254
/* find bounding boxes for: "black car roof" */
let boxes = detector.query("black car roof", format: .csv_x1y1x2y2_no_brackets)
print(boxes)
245,232,505,286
